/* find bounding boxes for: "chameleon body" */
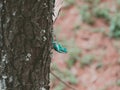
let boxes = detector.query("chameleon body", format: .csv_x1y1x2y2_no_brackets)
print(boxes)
52,40,67,53
53,0,67,53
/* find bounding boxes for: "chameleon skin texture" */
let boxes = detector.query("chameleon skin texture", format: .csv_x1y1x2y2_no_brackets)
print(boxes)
52,41,67,53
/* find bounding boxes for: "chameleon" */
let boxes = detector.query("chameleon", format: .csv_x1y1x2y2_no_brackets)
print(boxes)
52,0,67,53
52,40,67,53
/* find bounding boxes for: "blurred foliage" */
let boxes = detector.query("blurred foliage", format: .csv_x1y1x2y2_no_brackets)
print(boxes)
52,0,120,89
80,54,94,67
79,0,108,25
67,40,81,60
51,68,78,86
51,63,78,87
65,0,120,40
63,39,81,68
53,0,120,70
80,5,95,25
96,61,103,69
64,69,78,84
79,0,101,25
54,26,62,37
78,0,120,38
109,13,120,38
93,7,110,21
53,83,65,90
84,0,100,4
117,0,120,5
116,79,120,86
66,59,76,68
64,0,75,7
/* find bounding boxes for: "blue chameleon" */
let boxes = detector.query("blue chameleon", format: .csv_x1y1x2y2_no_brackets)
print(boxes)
52,40,67,53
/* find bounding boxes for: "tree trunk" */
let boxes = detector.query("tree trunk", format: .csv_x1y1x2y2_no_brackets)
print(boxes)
0,0,53,90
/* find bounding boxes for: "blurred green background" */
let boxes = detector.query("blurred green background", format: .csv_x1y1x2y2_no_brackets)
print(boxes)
50,0,120,90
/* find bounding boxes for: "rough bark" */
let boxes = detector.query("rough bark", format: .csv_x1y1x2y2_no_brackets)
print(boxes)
0,0,53,90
